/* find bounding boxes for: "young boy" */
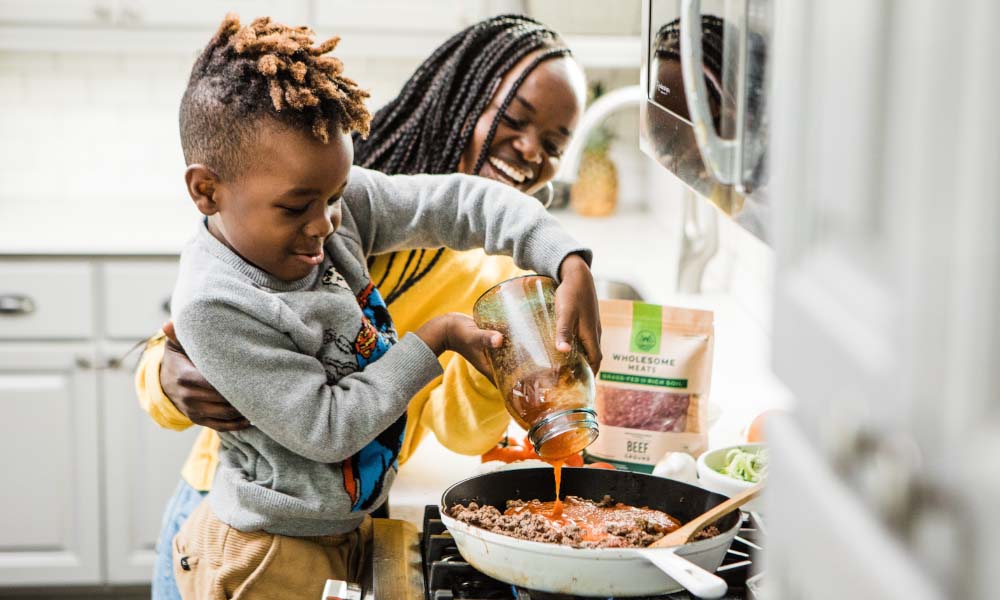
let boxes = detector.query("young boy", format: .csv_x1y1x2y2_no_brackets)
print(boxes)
168,14,600,599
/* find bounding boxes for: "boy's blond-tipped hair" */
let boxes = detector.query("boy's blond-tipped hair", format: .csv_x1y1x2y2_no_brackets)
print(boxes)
180,13,371,177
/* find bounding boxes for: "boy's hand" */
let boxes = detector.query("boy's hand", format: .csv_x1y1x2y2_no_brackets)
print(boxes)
555,253,603,375
160,321,252,432
415,313,502,382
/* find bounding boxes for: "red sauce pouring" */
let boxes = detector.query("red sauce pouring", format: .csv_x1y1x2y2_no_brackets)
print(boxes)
504,496,681,544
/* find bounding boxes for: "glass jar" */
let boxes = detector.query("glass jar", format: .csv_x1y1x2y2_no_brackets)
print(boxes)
473,275,599,459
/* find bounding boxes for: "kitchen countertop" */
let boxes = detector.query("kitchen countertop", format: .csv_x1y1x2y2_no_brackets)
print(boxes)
0,194,199,255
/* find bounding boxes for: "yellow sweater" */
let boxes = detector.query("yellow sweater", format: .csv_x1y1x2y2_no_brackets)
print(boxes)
135,248,523,491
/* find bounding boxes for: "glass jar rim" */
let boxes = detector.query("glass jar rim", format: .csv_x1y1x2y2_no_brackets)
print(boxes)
472,273,557,316
528,407,600,456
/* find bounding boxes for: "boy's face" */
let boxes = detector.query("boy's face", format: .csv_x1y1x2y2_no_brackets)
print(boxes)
195,123,353,282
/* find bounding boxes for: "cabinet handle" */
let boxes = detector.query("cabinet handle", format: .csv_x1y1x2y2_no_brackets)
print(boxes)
162,298,172,314
75,356,93,369
0,294,35,315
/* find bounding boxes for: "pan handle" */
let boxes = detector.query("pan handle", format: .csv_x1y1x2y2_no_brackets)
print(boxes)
633,548,727,599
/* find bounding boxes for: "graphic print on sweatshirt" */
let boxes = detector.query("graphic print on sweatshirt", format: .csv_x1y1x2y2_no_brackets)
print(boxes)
353,281,393,367
341,279,406,512
341,413,407,511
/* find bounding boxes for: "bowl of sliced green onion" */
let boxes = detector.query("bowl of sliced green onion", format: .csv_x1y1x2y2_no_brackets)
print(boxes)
696,443,767,509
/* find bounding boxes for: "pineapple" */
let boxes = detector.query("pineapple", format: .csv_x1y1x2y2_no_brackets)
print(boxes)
571,83,618,217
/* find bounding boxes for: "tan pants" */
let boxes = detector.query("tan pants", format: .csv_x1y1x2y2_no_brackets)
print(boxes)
173,501,370,600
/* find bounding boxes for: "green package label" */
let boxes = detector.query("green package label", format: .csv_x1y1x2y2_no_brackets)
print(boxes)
583,451,654,473
598,372,688,388
630,302,662,354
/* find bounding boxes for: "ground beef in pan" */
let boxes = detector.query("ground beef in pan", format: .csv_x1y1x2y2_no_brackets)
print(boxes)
449,496,721,549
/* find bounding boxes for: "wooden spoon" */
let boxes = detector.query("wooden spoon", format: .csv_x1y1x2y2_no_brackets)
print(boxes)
649,483,764,548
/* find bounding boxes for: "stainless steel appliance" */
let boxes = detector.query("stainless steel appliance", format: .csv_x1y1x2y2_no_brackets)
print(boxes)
637,0,1000,599
640,0,772,242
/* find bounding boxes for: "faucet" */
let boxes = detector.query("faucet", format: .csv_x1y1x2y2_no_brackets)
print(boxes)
555,84,720,294
677,188,719,293
554,85,643,184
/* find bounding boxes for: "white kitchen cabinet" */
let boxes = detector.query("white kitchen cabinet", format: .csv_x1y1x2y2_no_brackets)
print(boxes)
0,262,95,340
0,256,196,589
313,0,468,33
0,0,117,27
0,0,308,29
119,0,309,29
103,342,199,584
0,344,102,586
99,258,194,584
101,260,176,340
0,0,311,55
0,0,642,68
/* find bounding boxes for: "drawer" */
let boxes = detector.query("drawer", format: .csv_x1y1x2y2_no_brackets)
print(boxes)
0,261,95,339
102,260,178,340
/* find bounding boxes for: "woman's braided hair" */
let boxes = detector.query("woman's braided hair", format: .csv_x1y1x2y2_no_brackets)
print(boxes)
654,16,725,82
180,13,371,179
654,16,726,125
355,14,571,304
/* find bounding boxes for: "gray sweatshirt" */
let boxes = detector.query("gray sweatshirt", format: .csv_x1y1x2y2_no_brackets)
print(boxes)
171,166,590,536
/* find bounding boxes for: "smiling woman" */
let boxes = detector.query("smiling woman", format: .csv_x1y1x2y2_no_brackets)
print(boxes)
354,15,586,200
355,16,589,466
357,15,587,308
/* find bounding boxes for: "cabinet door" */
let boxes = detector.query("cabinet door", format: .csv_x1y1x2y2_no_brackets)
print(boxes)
101,259,177,341
102,343,200,583
0,260,95,340
0,0,116,27
314,1,467,33
118,0,309,29
0,344,101,586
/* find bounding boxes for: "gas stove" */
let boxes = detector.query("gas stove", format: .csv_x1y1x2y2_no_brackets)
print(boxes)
364,506,765,600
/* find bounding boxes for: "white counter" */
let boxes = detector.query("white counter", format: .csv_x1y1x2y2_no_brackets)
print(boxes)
0,194,198,255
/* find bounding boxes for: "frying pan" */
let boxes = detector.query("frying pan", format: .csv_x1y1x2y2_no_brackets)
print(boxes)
439,467,741,598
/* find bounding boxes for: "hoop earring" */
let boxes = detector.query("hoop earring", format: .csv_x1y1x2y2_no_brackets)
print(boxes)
534,181,554,209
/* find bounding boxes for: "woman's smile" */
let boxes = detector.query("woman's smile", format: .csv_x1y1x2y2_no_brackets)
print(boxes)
487,155,535,186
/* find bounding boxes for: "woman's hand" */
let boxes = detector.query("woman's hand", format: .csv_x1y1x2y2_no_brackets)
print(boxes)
160,322,251,432
415,313,503,381
555,253,603,375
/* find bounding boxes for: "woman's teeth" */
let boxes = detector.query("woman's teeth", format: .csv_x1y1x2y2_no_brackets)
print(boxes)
489,156,531,184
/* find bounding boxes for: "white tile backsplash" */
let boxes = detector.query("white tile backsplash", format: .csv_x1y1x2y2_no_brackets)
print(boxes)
0,50,426,212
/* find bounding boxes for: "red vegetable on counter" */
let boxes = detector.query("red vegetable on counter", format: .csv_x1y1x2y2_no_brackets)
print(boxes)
481,435,584,466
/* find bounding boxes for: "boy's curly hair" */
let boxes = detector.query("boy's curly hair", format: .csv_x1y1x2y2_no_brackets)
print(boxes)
180,13,371,179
